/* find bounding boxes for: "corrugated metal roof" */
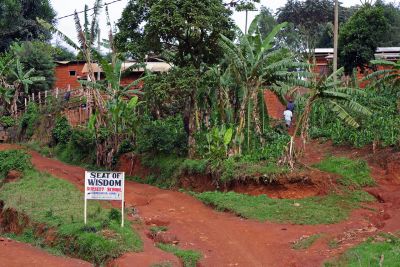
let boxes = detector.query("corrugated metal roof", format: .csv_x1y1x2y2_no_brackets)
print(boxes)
81,61,172,74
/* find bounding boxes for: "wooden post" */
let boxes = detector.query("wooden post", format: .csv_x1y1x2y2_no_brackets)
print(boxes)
38,92,42,105
79,107,82,125
56,88,59,98
24,98,27,110
333,0,339,82
45,90,48,104
32,92,35,102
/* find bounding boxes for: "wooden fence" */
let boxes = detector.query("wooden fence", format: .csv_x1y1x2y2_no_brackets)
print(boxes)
15,86,91,127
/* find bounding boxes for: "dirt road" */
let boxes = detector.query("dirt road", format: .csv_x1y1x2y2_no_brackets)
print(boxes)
0,237,90,267
0,143,399,266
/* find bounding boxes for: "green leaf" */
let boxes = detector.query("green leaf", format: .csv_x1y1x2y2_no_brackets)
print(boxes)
223,128,233,146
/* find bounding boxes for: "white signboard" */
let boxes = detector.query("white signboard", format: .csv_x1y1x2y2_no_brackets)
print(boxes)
84,171,125,227
85,171,125,200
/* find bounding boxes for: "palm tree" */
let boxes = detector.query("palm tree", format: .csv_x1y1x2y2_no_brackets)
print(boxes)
273,68,372,167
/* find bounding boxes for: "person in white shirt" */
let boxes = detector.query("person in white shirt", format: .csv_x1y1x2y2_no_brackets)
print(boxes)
283,109,293,128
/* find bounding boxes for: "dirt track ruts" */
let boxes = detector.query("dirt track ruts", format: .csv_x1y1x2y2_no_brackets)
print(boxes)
1,143,399,267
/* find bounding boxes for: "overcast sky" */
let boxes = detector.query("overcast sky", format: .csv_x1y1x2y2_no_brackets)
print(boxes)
50,0,383,49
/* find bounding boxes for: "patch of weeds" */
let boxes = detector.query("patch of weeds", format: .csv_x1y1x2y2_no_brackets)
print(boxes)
0,149,32,178
314,156,375,187
324,233,400,267
22,142,53,157
150,226,168,235
215,158,288,183
292,234,322,250
0,168,142,264
179,159,208,175
328,239,340,249
156,243,202,267
195,190,374,225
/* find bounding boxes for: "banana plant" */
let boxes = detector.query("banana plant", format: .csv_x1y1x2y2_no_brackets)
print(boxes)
206,125,233,159
219,16,306,154
8,59,44,117
272,67,371,167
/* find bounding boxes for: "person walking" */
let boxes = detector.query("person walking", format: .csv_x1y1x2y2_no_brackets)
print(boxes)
283,109,293,128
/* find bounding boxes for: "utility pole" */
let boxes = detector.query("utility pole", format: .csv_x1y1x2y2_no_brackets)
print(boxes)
333,0,339,82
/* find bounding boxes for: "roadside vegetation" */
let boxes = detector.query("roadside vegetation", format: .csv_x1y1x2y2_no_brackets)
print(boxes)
325,233,400,267
196,156,375,224
0,150,142,264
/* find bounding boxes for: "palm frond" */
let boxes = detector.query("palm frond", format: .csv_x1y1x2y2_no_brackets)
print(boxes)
345,100,372,116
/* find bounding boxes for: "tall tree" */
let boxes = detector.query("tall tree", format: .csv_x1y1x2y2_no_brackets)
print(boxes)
376,0,400,47
115,0,235,68
0,0,56,52
11,41,55,93
339,4,389,74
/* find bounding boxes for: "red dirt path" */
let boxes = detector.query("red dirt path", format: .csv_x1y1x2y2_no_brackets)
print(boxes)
0,237,90,267
0,143,399,267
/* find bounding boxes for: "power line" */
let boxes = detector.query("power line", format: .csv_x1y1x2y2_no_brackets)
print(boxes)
56,0,123,20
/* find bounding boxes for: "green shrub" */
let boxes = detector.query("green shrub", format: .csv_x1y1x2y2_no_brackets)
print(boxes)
0,116,16,127
55,129,95,166
179,159,208,175
20,102,40,138
0,150,32,178
52,116,72,144
136,116,187,156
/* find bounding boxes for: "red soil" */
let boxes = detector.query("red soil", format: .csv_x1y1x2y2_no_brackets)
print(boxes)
0,143,399,266
0,238,90,267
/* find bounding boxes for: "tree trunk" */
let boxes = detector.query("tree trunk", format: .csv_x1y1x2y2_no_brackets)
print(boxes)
251,88,265,145
234,87,249,155
188,93,197,159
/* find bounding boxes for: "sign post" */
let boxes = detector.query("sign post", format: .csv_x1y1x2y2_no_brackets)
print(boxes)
84,171,125,227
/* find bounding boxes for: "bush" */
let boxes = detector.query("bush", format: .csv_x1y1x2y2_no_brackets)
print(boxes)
0,150,32,178
20,102,40,138
52,116,72,144
136,116,187,155
55,129,95,166
0,116,16,127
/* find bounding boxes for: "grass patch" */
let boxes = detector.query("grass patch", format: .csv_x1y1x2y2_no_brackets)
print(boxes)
292,234,322,250
314,156,375,187
325,233,400,266
156,243,202,267
195,190,374,225
22,141,53,158
0,167,142,264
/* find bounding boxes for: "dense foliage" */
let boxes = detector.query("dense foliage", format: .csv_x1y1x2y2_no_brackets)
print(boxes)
116,0,235,67
11,41,55,93
0,0,56,52
309,89,399,148
339,4,389,74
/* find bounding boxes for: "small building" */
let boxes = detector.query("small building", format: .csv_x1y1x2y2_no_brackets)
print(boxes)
54,61,87,90
54,59,172,91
